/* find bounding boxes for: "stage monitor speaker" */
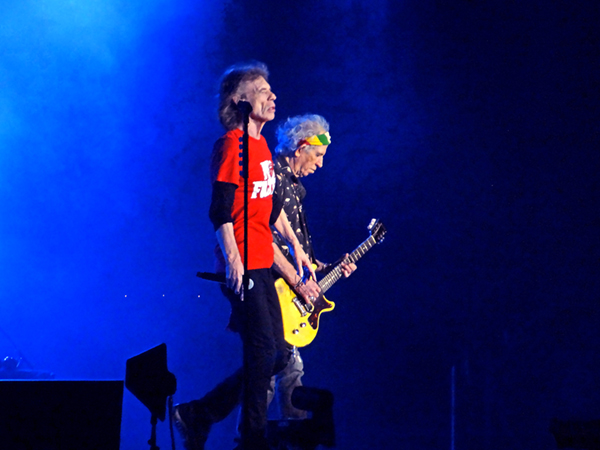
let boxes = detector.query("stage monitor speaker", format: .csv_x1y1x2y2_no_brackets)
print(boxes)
0,380,123,450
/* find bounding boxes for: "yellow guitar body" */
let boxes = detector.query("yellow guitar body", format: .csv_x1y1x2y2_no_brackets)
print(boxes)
275,276,335,347
273,219,386,347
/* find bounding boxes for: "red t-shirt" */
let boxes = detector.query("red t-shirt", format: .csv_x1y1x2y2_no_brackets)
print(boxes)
211,129,275,270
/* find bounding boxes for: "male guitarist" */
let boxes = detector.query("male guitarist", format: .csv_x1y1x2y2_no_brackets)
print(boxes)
269,113,357,420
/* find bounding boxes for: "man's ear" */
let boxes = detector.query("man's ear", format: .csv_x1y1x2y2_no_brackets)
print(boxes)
295,143,309,157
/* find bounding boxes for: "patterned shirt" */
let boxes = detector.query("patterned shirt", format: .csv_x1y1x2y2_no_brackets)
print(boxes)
271,155,315,265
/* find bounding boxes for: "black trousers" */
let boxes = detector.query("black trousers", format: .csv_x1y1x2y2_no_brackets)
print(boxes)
193,268,290,449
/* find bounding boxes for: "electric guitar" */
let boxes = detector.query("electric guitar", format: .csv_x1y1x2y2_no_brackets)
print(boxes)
275,218,387,347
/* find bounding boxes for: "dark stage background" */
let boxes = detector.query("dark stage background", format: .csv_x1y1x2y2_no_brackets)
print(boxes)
1,1,599,449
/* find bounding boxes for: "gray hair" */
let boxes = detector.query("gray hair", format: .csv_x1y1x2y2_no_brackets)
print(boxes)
217,61,269,131
275,114,330,156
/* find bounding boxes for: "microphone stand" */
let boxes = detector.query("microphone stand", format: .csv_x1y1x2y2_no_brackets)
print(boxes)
239,101,252,300
238,100,252,439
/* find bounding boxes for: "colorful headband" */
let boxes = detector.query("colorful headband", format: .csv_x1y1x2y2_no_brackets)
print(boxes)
304,132,331,146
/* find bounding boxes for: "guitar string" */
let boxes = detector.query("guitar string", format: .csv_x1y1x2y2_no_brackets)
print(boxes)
319,235,377,293
320,227,385,290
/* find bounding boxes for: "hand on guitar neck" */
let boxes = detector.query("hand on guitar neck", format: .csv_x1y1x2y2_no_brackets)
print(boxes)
318,253,357,279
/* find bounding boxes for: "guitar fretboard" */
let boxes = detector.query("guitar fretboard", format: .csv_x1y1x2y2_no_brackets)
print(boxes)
318,235,377,294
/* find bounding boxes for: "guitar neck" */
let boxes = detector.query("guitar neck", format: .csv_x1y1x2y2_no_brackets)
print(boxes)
318,235,378,294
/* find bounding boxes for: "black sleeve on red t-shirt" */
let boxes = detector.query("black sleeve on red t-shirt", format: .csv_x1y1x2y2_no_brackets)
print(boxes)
209,181,237,230
269,178,284,225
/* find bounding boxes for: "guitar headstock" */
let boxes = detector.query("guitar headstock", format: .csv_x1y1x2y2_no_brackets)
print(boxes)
367,218,387,244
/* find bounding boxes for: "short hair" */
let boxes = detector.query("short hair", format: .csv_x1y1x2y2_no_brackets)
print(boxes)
217,61,269,131
275,114,330,156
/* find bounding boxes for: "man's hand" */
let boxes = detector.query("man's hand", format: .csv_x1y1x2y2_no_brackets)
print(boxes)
226,256,244,295
216,223,244,296
339,253,357,278
272,243,320,304
296,278,320,305
319,254,357,278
